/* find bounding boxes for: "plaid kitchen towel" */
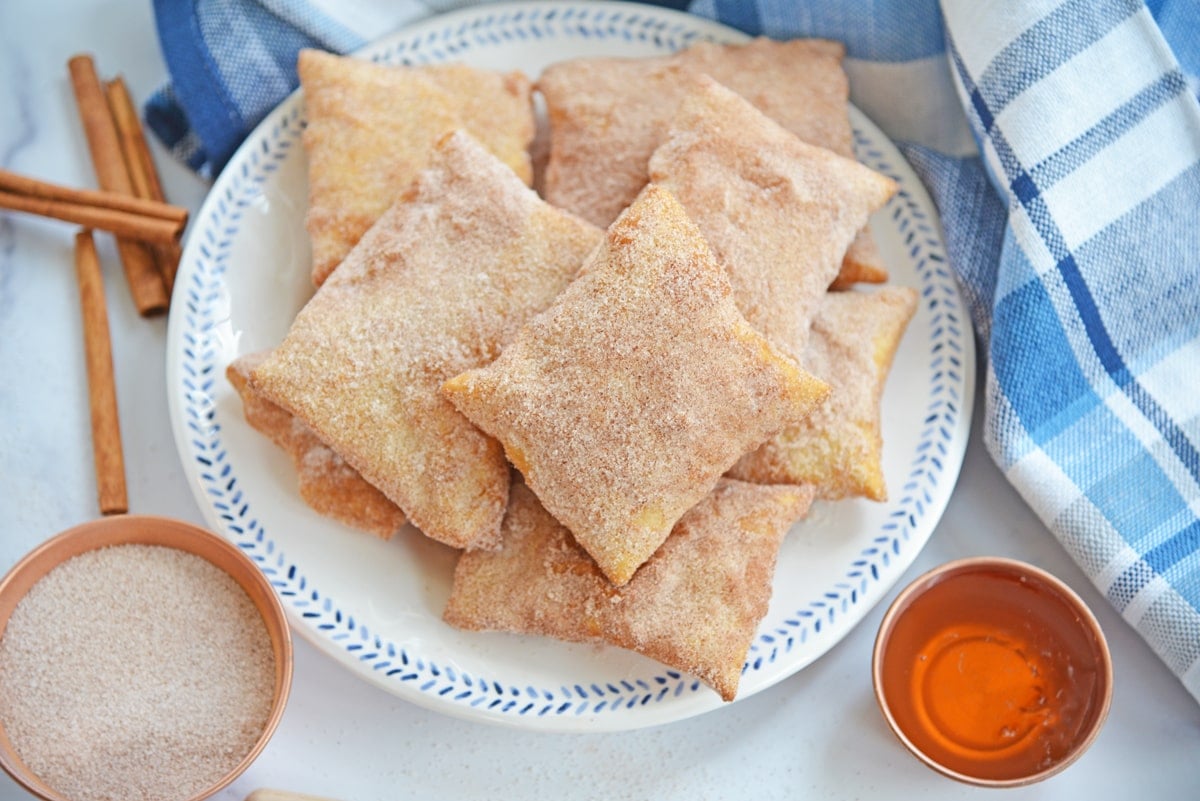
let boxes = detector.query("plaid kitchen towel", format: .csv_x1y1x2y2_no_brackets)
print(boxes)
147,0,1200,702
690,0,1200,701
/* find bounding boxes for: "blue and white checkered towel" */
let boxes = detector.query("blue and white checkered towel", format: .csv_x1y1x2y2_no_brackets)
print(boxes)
147,0,1200,702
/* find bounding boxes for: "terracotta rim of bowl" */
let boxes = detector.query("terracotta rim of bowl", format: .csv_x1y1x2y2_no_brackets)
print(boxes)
0,514,294,801
871,556,1113,788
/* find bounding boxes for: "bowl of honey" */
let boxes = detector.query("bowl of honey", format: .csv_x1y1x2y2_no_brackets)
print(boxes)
872,557,1112,787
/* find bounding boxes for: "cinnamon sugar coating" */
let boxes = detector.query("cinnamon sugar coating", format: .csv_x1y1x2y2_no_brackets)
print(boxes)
537,37,886,286
444,480,815,701
670,38,887,286
226,353,406,539
539,56,689,229
729,287,918,500
672,39,852,161
649,76,898,361
299,49,535,286
443,184,829,584
250,131,602,550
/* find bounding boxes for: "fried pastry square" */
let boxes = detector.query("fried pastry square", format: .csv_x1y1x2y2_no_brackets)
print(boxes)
649,76,897,361
227,353,406,539
728,287,919,500
250,131,603,550
672,38,852,161
444,480,814,701
537,38,884,285
443,184,829,584
669,38,887,287
538,56,689,229
299,49,535,286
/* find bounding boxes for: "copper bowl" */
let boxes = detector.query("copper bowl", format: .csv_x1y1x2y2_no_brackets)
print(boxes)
0,515,293,801
872,557,1112,787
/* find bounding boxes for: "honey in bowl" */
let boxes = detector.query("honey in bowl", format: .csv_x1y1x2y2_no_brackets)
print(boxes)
872,557,1112,786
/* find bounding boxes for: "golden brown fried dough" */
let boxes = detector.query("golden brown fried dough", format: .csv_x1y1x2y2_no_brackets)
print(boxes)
444,480,814,701
250,131,602,550
537,37,885,285
227,353,406,539
832,231,887,289
729,287,919,500
539,56,689,229
670,38,888,286
443,184,829,584
649,76,897,360
672,39,852,158
299,49,535,286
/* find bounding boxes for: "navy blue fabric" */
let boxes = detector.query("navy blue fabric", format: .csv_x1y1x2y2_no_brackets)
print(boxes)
150,0,356,178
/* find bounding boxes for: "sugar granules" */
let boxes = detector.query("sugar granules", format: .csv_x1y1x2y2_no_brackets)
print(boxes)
0,544,276,801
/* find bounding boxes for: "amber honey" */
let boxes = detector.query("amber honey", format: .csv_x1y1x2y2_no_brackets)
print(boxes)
873,559,1111,785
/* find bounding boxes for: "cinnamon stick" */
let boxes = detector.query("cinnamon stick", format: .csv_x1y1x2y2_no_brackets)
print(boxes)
0,182,185,244
75,229,128,515
0,169,187,226
105,76,183,296
68,54,168,317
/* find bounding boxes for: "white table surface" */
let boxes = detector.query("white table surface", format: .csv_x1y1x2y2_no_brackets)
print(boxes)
2,1,1198,800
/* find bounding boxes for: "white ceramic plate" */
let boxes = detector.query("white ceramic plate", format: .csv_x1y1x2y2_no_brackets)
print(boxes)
166,1,975,732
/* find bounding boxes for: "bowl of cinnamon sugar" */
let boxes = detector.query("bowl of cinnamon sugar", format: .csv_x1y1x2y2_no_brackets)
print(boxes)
0,515,293,801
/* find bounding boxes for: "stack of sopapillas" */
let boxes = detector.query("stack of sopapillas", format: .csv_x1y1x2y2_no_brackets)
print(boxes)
229,41,916,701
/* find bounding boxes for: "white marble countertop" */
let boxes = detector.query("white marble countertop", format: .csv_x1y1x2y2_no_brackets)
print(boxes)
2,2,1198,800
